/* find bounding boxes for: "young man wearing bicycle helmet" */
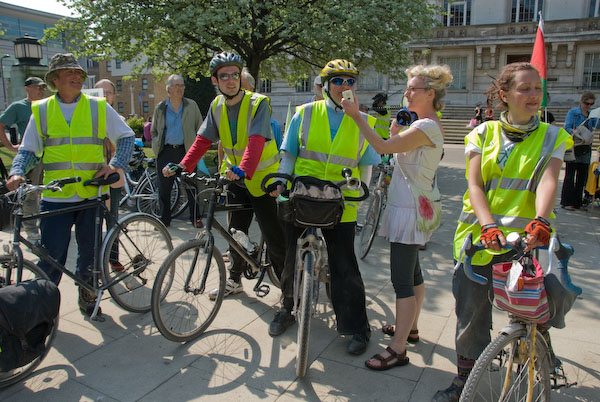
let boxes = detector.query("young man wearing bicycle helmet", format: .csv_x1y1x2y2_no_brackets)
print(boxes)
267,59,380,353
162,51,286,304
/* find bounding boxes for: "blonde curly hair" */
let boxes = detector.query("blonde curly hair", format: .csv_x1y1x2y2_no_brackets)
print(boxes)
405,64,453,111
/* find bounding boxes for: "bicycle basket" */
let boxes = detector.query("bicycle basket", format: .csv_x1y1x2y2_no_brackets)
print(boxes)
492,259,550,324
288,176,344,229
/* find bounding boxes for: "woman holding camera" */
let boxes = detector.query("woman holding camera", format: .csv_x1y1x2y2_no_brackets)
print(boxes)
344,64,452,370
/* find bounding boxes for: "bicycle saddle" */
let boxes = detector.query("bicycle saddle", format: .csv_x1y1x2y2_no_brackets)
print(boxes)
84,172,121,186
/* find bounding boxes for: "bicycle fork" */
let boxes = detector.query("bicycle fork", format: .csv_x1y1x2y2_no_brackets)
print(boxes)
292,232,325,317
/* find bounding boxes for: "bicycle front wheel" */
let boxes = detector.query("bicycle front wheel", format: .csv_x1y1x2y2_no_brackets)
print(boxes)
296,251,315,378
170,177,189,219
0,256,59,389
460,327,552,402
358,190,382,259
102,213,173,313
151,238,226,342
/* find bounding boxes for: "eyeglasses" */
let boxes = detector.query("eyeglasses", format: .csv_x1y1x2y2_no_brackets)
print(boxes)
217,72,240,81
330,77,356,87
404,87,429,93
171,84,185,89
584,101,595,106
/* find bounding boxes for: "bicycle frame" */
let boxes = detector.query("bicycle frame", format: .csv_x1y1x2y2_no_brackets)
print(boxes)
292,227,328,316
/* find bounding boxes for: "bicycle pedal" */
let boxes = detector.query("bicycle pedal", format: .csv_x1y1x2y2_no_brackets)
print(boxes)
551,367,577,389
254,284,270,298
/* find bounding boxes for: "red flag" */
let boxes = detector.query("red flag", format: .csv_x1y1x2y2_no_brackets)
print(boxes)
530,12,547,107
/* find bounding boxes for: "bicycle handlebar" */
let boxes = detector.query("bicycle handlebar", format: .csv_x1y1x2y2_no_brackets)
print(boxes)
456,232,582,295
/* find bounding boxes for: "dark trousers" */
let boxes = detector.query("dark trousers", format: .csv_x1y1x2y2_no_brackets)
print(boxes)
561,161,589,208
38,200,98,285
157,146,201,225
226,183,286,282
280,221,369,335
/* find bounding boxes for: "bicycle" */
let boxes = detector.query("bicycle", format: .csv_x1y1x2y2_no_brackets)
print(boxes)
261,170,369,378
151,173,280,343
457,232,581,402
120,145,188,219
357,160,392,259
0,174,172,388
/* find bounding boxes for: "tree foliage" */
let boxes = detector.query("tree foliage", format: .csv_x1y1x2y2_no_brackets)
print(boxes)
46,0,440,82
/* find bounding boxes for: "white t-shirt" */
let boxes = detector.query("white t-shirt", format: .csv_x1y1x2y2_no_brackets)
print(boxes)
379,118,443,245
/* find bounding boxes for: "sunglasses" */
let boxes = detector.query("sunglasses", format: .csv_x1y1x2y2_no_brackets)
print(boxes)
217,72,240,81
330,77,356,87
584,101,595,106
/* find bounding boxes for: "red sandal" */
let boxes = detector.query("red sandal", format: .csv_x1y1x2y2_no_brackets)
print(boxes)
364,346,409,371
381,325,420,343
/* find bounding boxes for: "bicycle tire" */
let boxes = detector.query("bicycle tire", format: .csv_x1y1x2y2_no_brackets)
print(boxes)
135,172,180,219
151,238,227,342
460,327,552,402
102,213,173,313
0,256,59,388
259,238,281,289
358,190,382,259
296,251,315,378
170,177,189,219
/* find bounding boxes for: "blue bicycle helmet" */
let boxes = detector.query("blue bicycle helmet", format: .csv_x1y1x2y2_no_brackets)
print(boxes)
209,52,243,76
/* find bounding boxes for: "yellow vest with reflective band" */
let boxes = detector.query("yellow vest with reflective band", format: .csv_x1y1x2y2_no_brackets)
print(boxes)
31,94,107,199
453,121,573,266
373,107,390,139
213,91,279,196
293,100,375,222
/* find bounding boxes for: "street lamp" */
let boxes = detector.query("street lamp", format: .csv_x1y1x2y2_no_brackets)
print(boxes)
14,34,42,65
0,54,10,109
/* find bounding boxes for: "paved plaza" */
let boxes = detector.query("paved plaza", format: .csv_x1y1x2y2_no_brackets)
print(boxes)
0,144,598,402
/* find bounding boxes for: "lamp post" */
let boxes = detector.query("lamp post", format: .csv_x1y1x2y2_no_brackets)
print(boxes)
0,54,10,109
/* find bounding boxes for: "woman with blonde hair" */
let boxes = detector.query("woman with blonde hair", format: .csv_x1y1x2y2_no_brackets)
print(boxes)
344,64,452,370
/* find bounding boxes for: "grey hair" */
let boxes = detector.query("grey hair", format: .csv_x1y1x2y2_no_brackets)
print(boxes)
94,78,116,92
241,68,255,91
166,74,184,90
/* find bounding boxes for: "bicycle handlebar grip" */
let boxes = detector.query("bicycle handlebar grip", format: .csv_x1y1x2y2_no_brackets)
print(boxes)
83,173,119,187
49,176,82,188
260,172,294,193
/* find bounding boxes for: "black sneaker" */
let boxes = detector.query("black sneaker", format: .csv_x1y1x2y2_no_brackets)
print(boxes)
268,308,295,337
431,377,465,402
78,284,103,320
347,330,370,355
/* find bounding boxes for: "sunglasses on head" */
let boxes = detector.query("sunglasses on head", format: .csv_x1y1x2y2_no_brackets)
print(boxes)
217,72,240,81
330,77,356,87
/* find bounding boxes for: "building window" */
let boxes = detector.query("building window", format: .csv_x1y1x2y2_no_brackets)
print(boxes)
260,79,272,93
443,1,471,27
116,80,122,92
295,77,311,93
143,101,149,113
439,56,467,90
590,0,600,17
106,61,111,73
511,0,544,23
357,71,384,91
142,78,148,90
117,102,124,113
115,60,121,69
583,52,600,89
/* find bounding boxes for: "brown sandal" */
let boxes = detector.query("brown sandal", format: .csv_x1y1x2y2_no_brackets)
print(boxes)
364,346,409,371
381,325,420,344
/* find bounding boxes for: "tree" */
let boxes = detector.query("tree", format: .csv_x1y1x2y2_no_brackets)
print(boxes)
46,0,440,82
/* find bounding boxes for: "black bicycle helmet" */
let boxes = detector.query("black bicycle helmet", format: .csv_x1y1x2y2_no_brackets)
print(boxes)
209,52,243,76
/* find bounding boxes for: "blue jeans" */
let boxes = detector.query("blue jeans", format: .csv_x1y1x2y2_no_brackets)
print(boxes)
38,200,98,285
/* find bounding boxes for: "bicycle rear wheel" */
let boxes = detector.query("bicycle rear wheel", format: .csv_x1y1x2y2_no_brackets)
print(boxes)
258,238,281,289
170,177,189,219
0,256,58,388
460,327,552,402
358,190,382,259
296,251,315,378
151,238,226,342
102,213,173,313
136,172,181,219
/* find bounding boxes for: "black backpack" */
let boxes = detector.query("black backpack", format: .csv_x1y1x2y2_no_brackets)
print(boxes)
0,278,60,371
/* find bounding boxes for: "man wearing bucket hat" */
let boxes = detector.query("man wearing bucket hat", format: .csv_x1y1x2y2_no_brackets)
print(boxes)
6,53,135,319
0,76,47,240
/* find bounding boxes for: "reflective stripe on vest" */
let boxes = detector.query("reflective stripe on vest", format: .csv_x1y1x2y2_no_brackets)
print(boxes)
32,95,107,199
294,100,374,222
212,91,279,196
453,121,573,265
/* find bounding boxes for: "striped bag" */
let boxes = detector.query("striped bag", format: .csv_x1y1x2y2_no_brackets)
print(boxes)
492,259,550,324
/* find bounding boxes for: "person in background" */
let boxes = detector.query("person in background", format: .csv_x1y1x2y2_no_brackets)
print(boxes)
484,106,494,121
344,64,452,370
432,62,573,402
312,75,323,102
371,93,390,139
560,91,598,211
151,74,204,227
5,53,135,318
474,104,483,125
0,76,47,240
143,116,152,143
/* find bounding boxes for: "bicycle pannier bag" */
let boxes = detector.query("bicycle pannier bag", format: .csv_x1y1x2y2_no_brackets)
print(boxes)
0,278,60,371
492,258,550,324
288,176,345,229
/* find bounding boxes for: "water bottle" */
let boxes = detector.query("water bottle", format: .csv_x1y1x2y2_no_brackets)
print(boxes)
231,229,255,253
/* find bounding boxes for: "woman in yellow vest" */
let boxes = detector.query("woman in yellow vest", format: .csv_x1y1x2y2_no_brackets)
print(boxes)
267,59,381,353
432,63,573,401
344,64,452,370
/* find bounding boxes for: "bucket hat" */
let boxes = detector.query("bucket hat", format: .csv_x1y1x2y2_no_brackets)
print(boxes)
45,53,87,91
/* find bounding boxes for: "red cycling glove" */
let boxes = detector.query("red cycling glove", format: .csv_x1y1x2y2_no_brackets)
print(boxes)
480,224,503,244
524,217,551,246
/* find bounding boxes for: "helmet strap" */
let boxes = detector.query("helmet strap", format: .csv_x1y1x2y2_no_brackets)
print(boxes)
220,87,242,101
323,81,343,111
